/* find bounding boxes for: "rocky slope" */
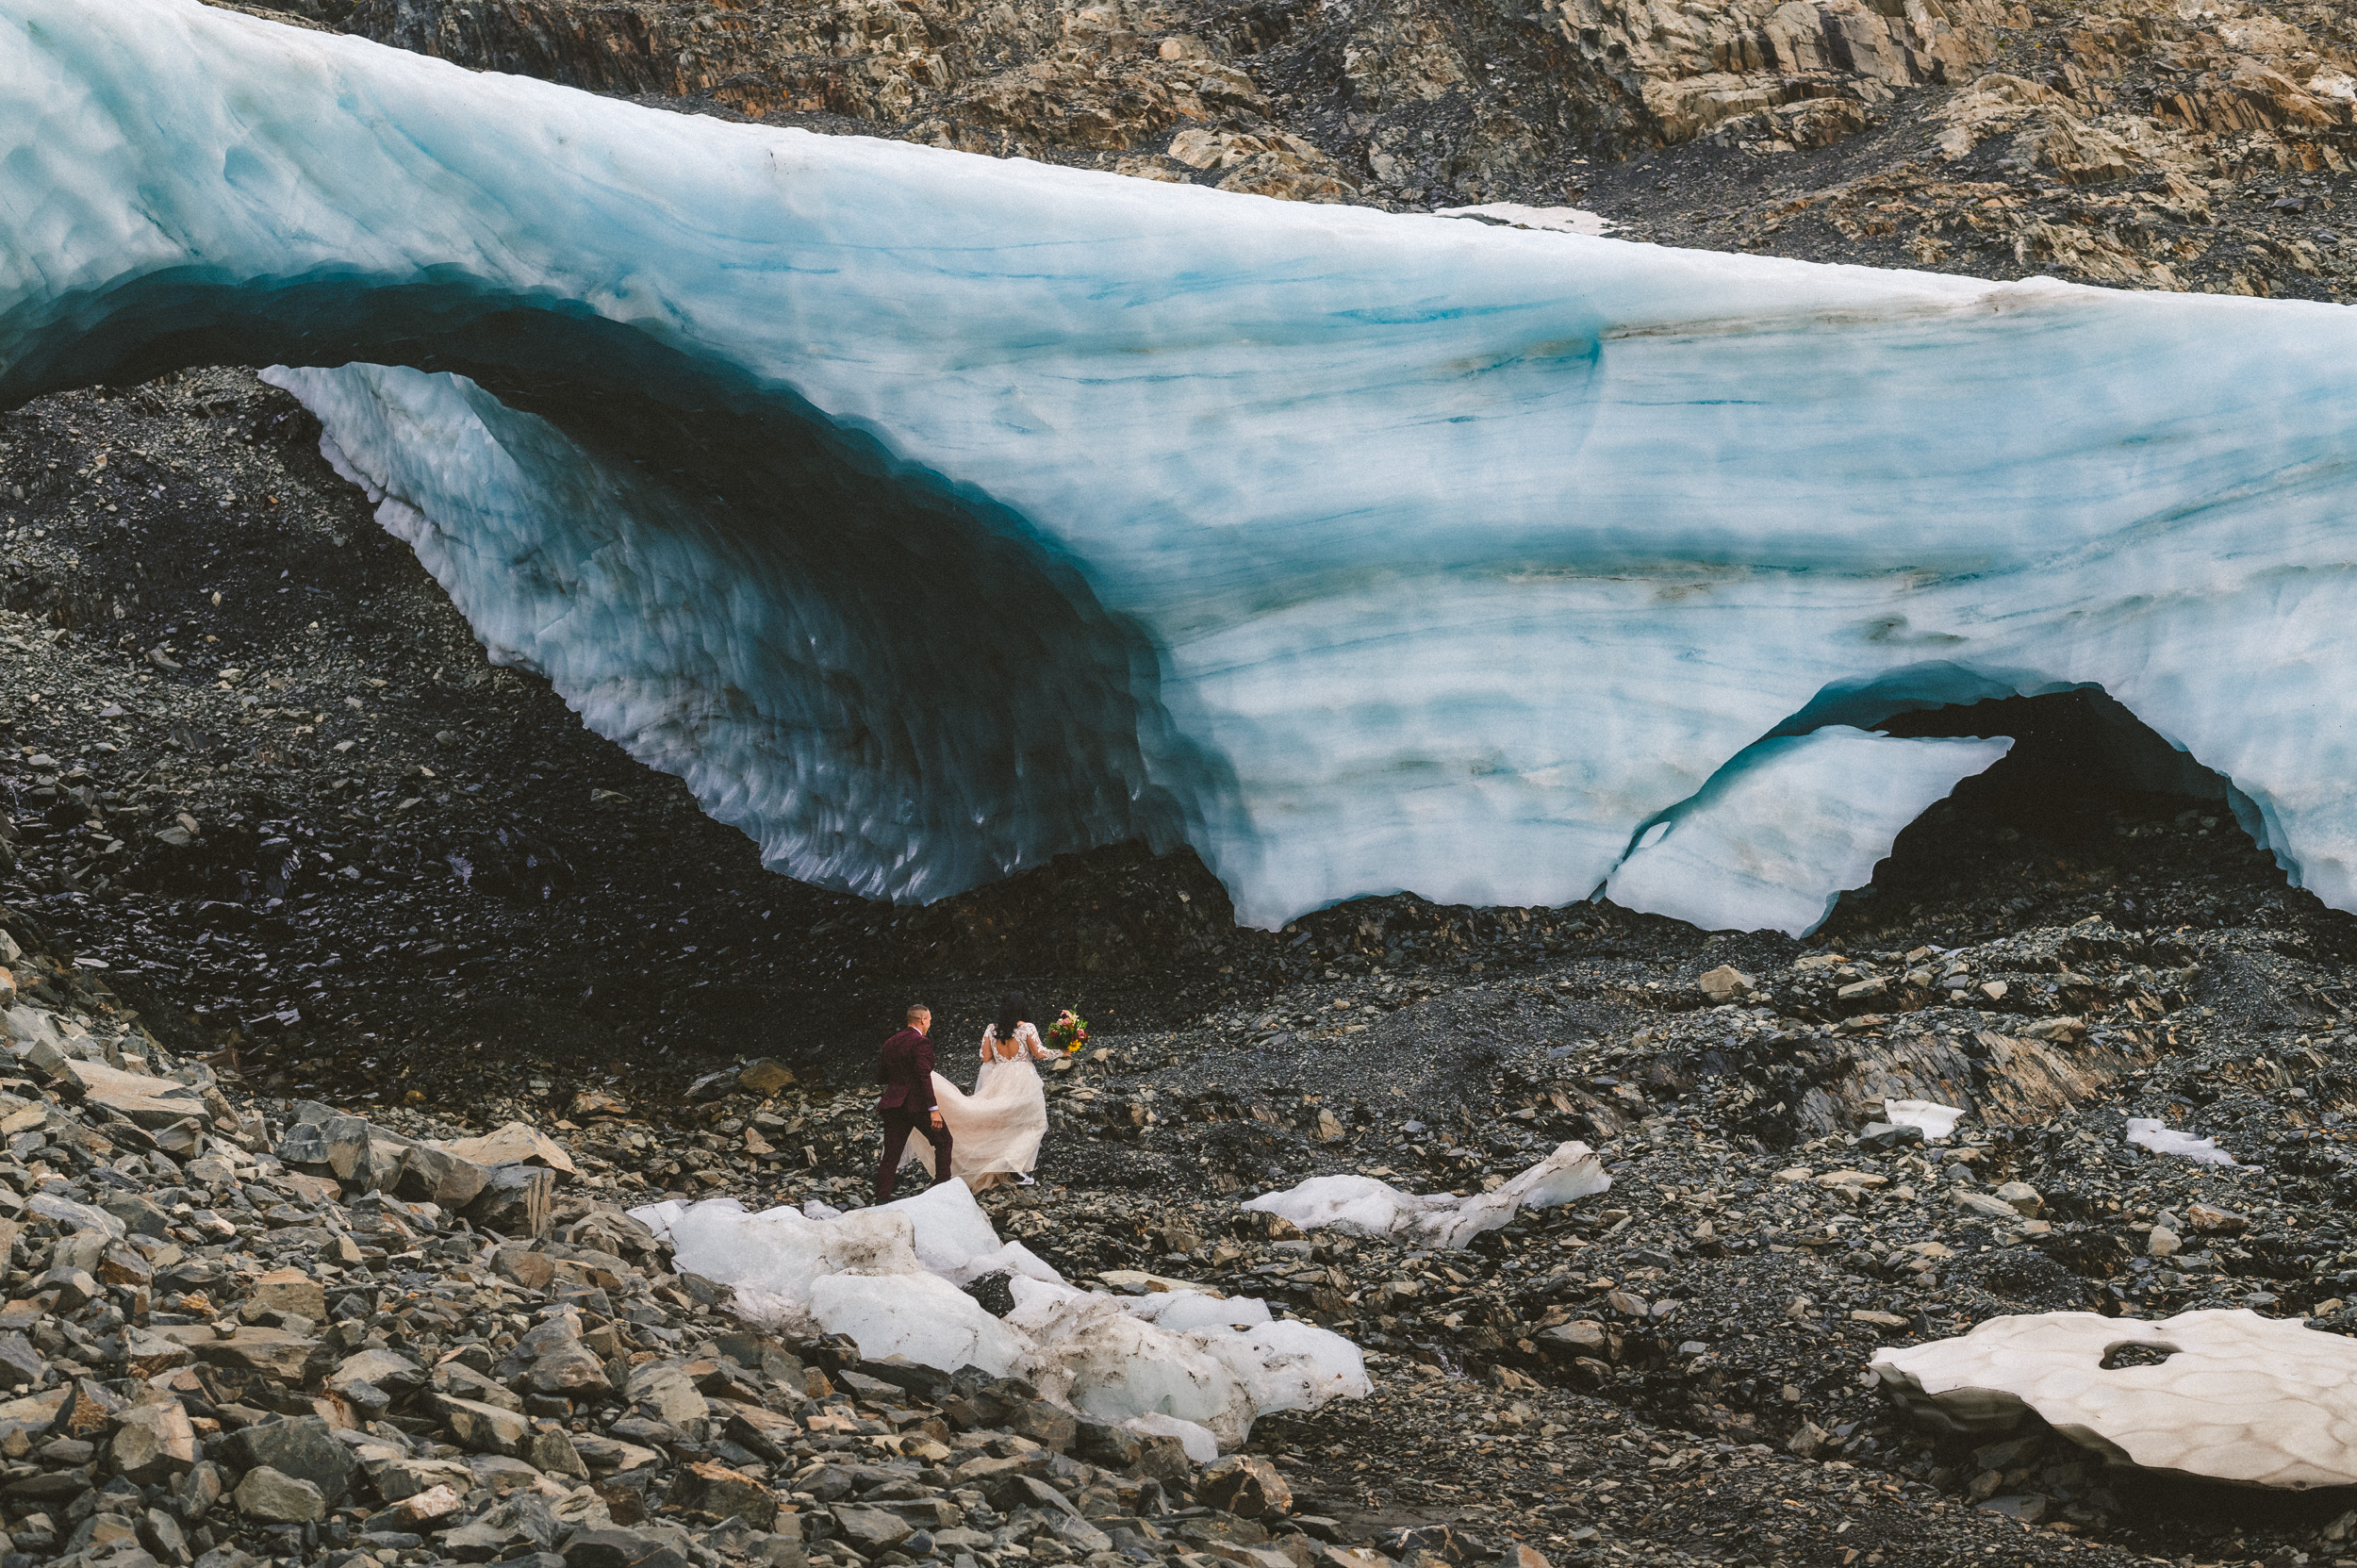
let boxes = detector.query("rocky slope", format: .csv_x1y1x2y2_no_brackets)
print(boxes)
8,818,2357,1568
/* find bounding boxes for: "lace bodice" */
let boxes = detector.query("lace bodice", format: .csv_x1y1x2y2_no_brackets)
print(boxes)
981,1021,1051,1063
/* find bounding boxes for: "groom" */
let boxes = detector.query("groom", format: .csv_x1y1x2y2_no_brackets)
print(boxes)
874,1002,951,1204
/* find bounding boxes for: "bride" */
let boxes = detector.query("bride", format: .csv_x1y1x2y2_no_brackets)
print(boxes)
911,989,1053,1191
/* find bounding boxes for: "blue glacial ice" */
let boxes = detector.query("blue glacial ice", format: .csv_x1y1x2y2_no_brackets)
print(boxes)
8,0,2357,933
1605,728,2015,936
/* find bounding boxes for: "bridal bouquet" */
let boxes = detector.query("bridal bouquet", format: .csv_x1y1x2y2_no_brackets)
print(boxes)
1047,1009,1091,1053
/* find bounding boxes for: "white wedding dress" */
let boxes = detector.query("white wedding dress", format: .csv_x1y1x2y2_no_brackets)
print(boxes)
908,1021,1052,1190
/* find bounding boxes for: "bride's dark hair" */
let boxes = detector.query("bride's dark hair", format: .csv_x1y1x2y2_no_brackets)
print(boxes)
993,989,1033,1042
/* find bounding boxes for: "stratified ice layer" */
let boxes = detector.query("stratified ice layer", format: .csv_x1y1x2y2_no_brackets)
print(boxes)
8,0,2357,931
1605,728,2014,935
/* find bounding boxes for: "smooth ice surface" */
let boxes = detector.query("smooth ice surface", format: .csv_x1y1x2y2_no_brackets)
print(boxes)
1884,1098,1967,1141
632,1181,1365,1446
16,1,2357,930
1872,1310,2357,1488
1244,1141,1609,1249
1607,729,2012,936
2126,1118,2242,1167
1125,1290,1275,1332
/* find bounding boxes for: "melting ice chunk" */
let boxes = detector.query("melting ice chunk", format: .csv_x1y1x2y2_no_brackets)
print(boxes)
1884,1098,1967,1142
1243,1140,1609,1250
633,1179,1367,1448
1874,1309,2357,1488
1606,728,2015,937
2126,1117,2241,1167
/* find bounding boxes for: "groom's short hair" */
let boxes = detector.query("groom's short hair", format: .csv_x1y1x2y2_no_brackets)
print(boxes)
906,1003,931,1022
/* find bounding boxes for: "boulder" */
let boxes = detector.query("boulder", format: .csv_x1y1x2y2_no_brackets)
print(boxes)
563,1527,691,1568
624,1362,710,1433
528,1341,610,1396
372,1481,465,1530
119,1329,194,1379
157,1325,325,1384
737,1060,796,1096
63,1059,212,1128
490,1244,555,1292
672,1460,773,1524
330,1348,426,1399
221,1415,355,1502
110,1399,198,1481
233,1465,326,1525
828,1505,913,1553
437,1394,532,1455
467,1163,555,1239
0,1332,42,1388
441,1494,561,1560
437,1121,579,1179
524,1420,590,1478
1199,1455,1293,1519
248,1267,327,1322
720,1402,799,1462
362,1453,475,1503
394,1143,492,1209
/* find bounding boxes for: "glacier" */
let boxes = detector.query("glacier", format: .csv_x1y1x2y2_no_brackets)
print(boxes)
7,0,2357,933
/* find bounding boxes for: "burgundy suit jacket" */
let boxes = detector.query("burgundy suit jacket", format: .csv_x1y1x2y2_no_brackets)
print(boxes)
875,1026,937,1113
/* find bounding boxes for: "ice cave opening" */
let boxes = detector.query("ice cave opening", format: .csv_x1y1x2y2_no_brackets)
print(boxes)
1823,687,2273,933
1871,688,2240,842
5,268,1214,903
1602,678,2267,939
24,0,2357,933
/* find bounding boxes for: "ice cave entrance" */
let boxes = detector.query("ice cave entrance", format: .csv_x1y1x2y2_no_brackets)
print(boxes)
1824,687,2258,928
1871,688,2240,838
1604,681,2260,939
0,265,1210,905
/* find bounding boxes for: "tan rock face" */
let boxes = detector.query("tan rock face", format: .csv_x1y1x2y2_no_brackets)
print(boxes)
1873,1309,2357,1488
250,1266,327,1322
436,1119,580,1177
1547,0,2014,146
343,0,1269,163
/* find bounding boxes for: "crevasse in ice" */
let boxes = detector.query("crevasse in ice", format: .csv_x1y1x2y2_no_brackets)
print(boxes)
632,1180,1368,1452
8,0,2357,933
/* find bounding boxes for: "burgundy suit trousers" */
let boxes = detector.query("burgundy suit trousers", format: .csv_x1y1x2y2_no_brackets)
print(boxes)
876,1108,952,1204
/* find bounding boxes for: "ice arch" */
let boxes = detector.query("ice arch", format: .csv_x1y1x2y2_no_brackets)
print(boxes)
8,0,2357,928
1603,669,2253,936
